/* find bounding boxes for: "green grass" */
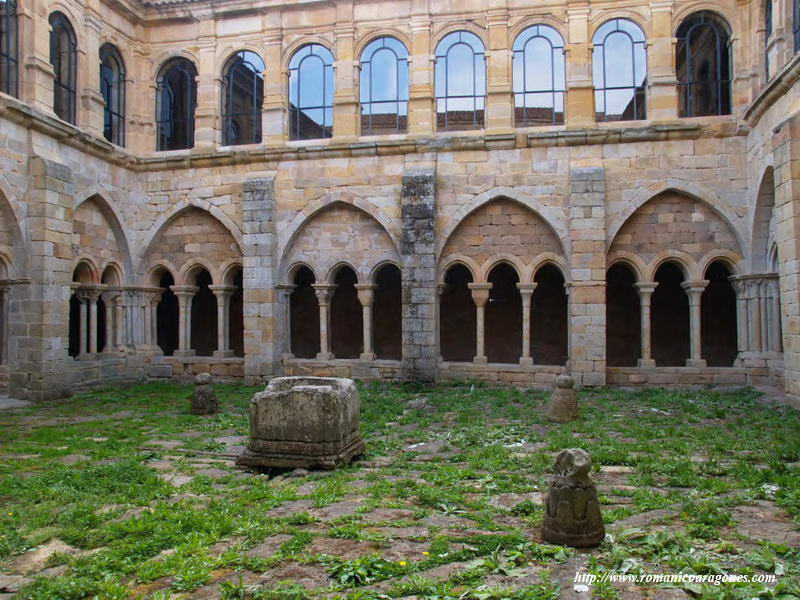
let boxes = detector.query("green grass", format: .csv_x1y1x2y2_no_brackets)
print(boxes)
1,382,799,598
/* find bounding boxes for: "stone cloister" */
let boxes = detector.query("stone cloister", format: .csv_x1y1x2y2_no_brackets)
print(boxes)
0,0,799,402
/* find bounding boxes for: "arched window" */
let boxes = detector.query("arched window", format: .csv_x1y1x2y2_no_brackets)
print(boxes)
435,30,486,131
0,0,18,97
513,24,565,126
795,0,800,52
288,44,334,141
155,57,197,151
100,44,125,147
592,18,647,122
765,1,773,79
49,12,77,124
359,37,409,135
676,12,732,117
222,50,264,146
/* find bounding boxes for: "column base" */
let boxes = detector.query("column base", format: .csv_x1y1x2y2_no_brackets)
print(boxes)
519,357,534,367
316,352,334,361
685,359,707,368
637,359,656,368
173,349,197,358
213,350,236,358
360,353,376,361
473,356,488,365
282,353,295,360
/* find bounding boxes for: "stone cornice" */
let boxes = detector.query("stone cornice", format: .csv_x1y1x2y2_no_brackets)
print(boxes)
744,52,800,128
0,93,746,175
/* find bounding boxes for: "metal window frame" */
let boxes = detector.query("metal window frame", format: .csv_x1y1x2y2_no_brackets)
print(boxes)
359,36,409,135
222,50,265,146
512,24,566,126
49,11,77,124
155,57,197,151
0,0,18,97
434,30,486,131
592,18,648,122
100,43,126,147
288,43,334,141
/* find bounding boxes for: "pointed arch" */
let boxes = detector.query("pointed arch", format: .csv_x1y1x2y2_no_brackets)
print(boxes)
0,177,27,277
75,188,133,278
607,179,745,254
138,199,244,271
438,187,570,256
751,167,777,273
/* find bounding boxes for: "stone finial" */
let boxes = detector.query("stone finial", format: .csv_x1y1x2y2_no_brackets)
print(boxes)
542,449,605,548
190,372,218,415
547,374,578,422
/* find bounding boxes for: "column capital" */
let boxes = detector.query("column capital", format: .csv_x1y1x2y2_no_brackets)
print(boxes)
516,282,538,294
276,283,296,303
681,280,709,295
355,283,377,306
170,285,199,298
634,282,658,294
312,283,337,303
468,283,492,307
75,286,103,303
208,284,237,297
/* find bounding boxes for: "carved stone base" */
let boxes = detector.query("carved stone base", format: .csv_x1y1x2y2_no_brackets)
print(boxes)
236,432,365,470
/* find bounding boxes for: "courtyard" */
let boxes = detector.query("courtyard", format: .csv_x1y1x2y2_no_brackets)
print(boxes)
0,382,798,599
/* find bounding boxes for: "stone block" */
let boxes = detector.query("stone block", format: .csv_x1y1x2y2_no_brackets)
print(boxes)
237,376,364,470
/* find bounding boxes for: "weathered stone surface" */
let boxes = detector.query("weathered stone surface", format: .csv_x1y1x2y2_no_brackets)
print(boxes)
547,375,579,423
542,449,605,547
190,372,218,415
237,376,364,470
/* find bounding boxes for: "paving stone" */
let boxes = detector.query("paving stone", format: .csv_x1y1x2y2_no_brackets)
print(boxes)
377,526,429,539
307,537,382,559
196,467,232,479
145,440,184,450
55,454,90,464
311,499,364,521
731,501,800,546
483,564,543,589
215,435,248,445
600,465,635,474
190,570,260,599
244,534,293,559
610,509,674,529
0,575,24,593
380,539,428,562
266,499,314,517
488,492,543,510
260,563,332,589
361,507,415,521
6,540,81,575
157,472,194,486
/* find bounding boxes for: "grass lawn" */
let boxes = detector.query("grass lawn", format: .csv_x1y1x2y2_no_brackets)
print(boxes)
1,382,799,599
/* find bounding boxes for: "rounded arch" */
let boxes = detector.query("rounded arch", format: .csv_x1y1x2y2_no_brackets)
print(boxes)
138,199,244,271
607,180,745,254
480,254,525,284
432,23,488,50
606,253,646,283
219,45,266,71
277,191,401,273
368,259,402,283
47,6,82,46
354,30,412,61
438,254,480,284
147,262,178,287
179,258,217,286
509,16,567,44
531,255,570,282
220,260,244,286
74,188,133,278
150,49,200,81
438,187,570,256
646,253,694,283
589,12,650,38
286,261,319,284
72,257,99,283
698,250,742,278
100,262,123,286
672,6,735,37
326,261,360,285
283,38,335,70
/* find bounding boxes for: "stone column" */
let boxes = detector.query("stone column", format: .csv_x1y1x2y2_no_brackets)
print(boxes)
210,285,237,358
333,4,358,141
634,283,658,367
171,286,198,358
80,13,106,137
568,167,607,386
313,285,336,361
276,284,296,359
730,276,750,359
468,283,492,365
759,279,770,352
75,289,89,359
0,285,8,365
192,22,218,151
408,11,434,135
400,169,437,381
436,283,447,362
769,277,782,352
356,284,377,361
517,283,537,366
747,279,763,353
101,291,119,353
149,292,161,350
87,288,101,356
242,178,278,383
681,281,708,368
485,6,513,133
114,294,125,350
564,6,594,127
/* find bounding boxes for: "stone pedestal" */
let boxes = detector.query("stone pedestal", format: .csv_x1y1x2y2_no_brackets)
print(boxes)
237,376,364,470
190,372,218,415
542,448,605,548
547,375,579,423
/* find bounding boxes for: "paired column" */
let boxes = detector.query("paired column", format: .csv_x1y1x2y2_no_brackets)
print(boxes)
276,284,296,359
681,280,709,368
634,282,658,367
356,284,377,361
468,283,492,365
517,283,537,366
313,284,336,360
101,291,121,354
74,287,102,358
209,285,237,358
171,286,198,357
